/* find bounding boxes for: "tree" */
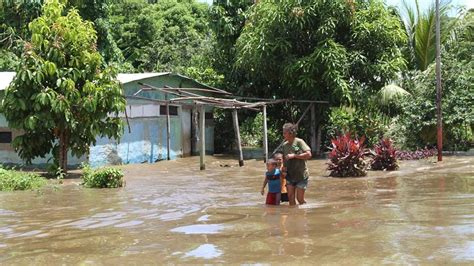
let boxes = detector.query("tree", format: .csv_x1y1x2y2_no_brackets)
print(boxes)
394,9,473,150
235,0,407,105
0,0,44,71
107,0,212,72
398,0,456,71
1,0,125,172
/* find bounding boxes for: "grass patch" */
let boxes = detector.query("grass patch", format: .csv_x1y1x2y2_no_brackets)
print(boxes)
82,164,124,188
0,168,47,191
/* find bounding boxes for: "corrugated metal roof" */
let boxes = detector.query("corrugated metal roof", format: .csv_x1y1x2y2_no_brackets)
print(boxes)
0,72,16,91
117,72,170,84
0,72,227,95
0,72,171,91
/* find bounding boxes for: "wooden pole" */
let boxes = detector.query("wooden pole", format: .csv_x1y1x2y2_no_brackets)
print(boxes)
232,109,244,167
435,0,443,161
310,104,316,156
316,126,322,156
200,105,206,170
263,105,268,162
166,102,171,160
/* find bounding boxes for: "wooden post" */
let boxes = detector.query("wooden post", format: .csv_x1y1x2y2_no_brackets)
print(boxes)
262,105,268,162
166,102,171,160
200,105,206,170
435,0,443,161
316,126,322,156
310,104,316,156
232,109,244,167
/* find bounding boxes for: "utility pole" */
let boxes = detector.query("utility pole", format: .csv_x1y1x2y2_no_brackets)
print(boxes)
435,0,443,161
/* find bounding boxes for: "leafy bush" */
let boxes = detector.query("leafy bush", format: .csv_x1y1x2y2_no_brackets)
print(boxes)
370,138,399,171
327,133,368,177
82,165,124,188
0,168,47,191
325,106,390,148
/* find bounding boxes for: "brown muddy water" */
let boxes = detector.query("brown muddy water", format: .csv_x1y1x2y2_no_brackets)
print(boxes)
0,156,473,264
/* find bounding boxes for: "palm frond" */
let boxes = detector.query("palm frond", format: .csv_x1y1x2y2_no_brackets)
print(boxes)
377,84,410,106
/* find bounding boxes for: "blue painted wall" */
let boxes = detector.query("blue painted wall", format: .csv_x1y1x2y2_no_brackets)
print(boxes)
89,116,183,167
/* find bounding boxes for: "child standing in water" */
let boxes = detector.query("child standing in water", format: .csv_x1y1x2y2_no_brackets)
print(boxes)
273,152,288,203
260,159,281,205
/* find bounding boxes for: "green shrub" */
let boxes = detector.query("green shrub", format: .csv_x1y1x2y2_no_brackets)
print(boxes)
325,106,390,148
0,168,47,191
82,165,124,188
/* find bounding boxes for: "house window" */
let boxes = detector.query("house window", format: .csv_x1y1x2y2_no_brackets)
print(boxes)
0,132,12,143
160,105,179,116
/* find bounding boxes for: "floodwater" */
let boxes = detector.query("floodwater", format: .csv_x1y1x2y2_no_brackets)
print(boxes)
0,155,473,264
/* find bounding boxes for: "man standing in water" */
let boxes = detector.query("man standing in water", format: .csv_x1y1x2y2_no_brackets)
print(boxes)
282,123,312,206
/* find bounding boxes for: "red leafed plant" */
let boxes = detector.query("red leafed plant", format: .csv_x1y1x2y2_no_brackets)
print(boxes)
370,138,399,171
327,132,368,177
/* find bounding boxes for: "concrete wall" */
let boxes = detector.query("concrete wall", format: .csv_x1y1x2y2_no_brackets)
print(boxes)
0,114,85,167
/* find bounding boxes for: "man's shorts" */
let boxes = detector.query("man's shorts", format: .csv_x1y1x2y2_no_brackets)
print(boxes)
286,178,308,190
266,192,281,205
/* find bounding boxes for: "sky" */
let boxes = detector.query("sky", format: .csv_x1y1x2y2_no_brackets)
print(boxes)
199,0,473,11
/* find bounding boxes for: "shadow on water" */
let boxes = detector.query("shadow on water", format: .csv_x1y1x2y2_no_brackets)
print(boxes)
0,156,473,264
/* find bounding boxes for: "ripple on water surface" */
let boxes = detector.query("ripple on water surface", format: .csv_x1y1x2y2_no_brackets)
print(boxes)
170,224,225,234
183,244,223,259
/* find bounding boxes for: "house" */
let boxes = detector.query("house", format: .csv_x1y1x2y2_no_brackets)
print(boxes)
0,72,223,167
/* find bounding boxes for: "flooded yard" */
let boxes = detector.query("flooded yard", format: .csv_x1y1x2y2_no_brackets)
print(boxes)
0,156,473,264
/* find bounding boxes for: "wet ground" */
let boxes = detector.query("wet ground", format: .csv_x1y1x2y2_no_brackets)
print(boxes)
0,155,473,264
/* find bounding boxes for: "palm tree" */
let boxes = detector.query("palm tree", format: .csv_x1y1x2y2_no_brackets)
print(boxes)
399,0,456,71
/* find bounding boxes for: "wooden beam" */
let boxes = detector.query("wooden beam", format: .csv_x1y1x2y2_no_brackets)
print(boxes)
232,109,244,167
263,105,268,162
200,105,206,170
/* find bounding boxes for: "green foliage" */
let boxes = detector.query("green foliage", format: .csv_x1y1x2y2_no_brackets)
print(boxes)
325,106,390,148
82,164,124,188
0,49,19,70
107,0,212,72
0,167,47,191
398,0,456,71
209,0,253,83
0,0,125,169
236,0,407,104
393,8,473,151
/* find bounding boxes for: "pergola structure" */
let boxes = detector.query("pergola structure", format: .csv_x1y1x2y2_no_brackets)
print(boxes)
132,82,328,170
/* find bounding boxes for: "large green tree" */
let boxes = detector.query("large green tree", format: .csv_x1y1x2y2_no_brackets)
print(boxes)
1,0,125,172
236,0,407,105
107,0,212,72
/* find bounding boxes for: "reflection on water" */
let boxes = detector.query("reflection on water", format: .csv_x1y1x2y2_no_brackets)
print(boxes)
0,156,473,264
171,224,225,234
183,244,222,259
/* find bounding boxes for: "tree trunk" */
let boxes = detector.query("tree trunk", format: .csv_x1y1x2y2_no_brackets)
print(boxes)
59,130,68,174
